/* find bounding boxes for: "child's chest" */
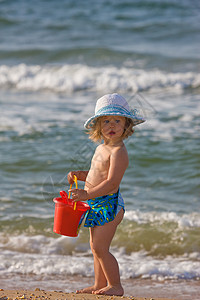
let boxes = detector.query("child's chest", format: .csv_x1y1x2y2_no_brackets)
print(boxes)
91,147,110,172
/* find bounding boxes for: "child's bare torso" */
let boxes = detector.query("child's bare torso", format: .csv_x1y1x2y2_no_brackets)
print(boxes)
85,143,126,194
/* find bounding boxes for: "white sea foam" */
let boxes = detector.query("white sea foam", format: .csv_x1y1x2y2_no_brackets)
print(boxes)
0,63,199,93
1,209,200,281
0,89,199,145
0,92,87,136
0,234,199,280
1,63,199,142
118,251,200,280
124,211,200,228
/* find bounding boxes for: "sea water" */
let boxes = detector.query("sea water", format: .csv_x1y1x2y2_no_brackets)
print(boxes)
0,0,200,298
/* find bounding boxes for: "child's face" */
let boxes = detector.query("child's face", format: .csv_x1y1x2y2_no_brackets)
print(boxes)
100,116,126,142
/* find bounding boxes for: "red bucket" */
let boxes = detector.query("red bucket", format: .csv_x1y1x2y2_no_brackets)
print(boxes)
53,195,90,237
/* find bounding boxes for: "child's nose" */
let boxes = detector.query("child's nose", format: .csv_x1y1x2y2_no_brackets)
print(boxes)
110,121,115,127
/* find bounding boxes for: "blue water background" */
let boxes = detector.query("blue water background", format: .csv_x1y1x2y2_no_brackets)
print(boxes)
0,0,200,289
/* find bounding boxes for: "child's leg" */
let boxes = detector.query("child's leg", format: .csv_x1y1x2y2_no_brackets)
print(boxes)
76,209,124,295
92,209,124,296
93,251,107,289
76,229,107,294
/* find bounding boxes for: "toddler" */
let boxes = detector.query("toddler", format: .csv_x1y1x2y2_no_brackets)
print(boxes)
68,93,145,296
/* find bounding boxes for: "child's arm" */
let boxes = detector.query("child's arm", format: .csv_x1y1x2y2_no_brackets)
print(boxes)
67,170,88,184
69,148,128,201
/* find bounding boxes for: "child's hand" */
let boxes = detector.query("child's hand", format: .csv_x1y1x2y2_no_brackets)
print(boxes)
67,171,76,184
68,188,88,201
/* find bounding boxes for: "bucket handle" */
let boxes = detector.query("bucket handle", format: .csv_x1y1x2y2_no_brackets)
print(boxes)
68,175,78,210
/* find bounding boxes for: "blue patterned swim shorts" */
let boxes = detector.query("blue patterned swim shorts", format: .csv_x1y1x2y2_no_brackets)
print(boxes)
84,190,125,228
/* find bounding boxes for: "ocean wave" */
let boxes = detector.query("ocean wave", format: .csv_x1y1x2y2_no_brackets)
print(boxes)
0,63,199,93
0,234,199,280
1,210,200,258
1,209,200,280
124,210,200,228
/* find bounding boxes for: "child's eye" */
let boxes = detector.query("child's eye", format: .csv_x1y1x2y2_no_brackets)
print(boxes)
115,120,120,123
104,120,109,124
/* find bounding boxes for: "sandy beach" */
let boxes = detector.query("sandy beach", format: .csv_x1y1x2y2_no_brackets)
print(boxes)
0,289,177,300
1,275,199,300
0,2,199,300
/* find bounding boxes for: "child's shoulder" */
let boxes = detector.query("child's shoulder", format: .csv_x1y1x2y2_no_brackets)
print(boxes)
111,144,129,166
109,143,128,158
95,143,109,155
95,143,104,152
114,143,128,155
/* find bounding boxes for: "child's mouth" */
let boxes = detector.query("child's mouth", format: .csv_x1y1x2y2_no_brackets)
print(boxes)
109,131,115,135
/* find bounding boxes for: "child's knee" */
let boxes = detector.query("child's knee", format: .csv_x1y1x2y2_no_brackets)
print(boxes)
91,242,107,258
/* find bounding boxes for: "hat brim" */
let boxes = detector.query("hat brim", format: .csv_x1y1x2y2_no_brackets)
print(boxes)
84,111,145,129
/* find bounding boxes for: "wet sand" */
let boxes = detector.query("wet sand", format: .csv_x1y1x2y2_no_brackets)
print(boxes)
1,276,199,300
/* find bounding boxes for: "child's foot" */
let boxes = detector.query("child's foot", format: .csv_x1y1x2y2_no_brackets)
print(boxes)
93,284,124,296
76,285,105,294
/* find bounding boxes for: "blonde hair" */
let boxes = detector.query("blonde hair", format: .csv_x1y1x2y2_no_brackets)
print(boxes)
86,117,135,143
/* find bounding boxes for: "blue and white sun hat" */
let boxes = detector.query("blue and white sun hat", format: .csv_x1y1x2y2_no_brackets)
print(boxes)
84,93,146,129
